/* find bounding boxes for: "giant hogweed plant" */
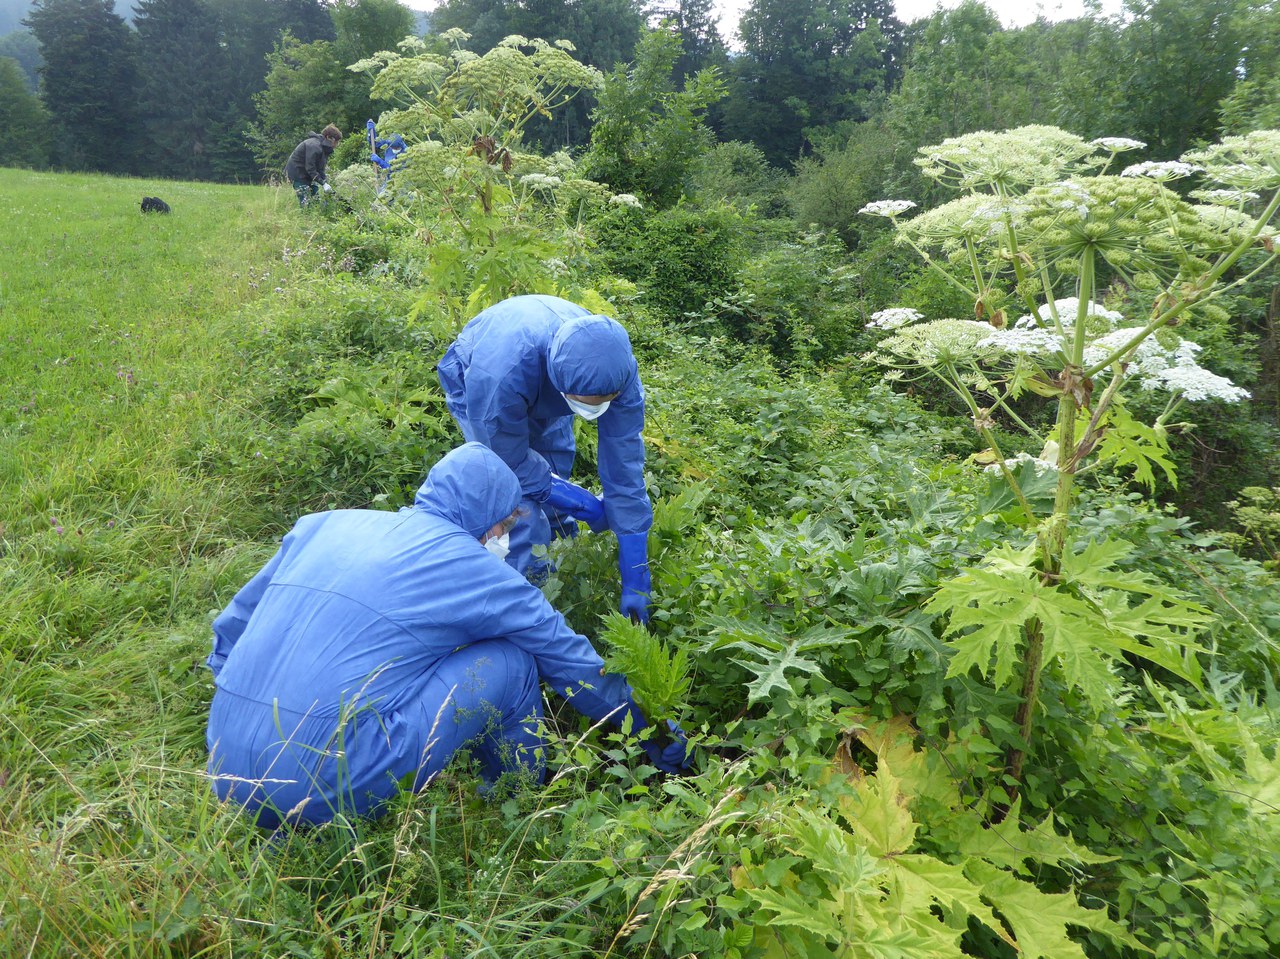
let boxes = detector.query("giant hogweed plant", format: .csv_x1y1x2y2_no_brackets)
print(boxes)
348,31,644,327
860,126,1280,799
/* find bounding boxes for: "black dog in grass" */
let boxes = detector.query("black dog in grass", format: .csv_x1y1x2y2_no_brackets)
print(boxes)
141,196,171,214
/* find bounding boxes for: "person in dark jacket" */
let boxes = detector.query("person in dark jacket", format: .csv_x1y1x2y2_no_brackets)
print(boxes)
437,295,655,623
205,443,687,829
285,123,342,207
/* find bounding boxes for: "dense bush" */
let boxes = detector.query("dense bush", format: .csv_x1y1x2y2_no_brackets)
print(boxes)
593,201,751,322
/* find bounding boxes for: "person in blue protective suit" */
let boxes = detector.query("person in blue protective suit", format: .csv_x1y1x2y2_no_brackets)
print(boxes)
437,294,654,623
205,443,686,829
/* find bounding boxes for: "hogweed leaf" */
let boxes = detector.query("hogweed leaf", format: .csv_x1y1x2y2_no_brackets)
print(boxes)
848,715,961,812
1094,406,1177,490
739,645,824,705
848,922,963,959
891,854,1009,949
931,566,1042,691
742,887,845,940
785,806,886,891
967,861,1148,958
957,801,1114,876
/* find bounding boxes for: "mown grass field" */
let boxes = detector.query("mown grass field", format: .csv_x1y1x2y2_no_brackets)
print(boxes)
0,169,309,954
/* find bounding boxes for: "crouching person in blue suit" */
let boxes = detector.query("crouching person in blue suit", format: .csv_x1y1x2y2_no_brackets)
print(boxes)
437,294,654,623
205,443,687,829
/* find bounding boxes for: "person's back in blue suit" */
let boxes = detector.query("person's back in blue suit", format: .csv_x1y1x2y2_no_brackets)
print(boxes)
205,443,683,829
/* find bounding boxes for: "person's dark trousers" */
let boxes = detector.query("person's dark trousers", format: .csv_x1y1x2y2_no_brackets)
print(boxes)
292,179,319,208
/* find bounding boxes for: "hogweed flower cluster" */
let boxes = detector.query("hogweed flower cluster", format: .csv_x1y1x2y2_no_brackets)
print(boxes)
859,199,917,218
858,124,1274,495
866,307,923,330
1091,137,1147,153
1121,160,1203,181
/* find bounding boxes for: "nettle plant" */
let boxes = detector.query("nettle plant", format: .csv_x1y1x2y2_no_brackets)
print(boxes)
349,31,643,327
860,126,1280,797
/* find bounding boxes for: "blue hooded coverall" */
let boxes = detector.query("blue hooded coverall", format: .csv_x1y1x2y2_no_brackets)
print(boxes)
436,295,653,579
205,443,639,828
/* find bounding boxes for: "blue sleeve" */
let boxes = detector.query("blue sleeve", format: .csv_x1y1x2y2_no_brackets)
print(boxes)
465,360,554,502
597,378,653,535
207,542,288,677
445,554,634,724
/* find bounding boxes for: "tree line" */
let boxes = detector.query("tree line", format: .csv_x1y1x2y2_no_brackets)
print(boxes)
0,0,1277,187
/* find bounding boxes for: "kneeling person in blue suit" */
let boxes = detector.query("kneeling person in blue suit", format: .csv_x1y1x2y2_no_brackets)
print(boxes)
205,443,686,829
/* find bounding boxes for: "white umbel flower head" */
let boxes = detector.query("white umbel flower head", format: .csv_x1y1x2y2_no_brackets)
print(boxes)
860,200,918,217
609,193,642,208
983,452,1060,475
1193,188,1262,204
1184,132,1280,190
1083,329,1248,401
1146,367,1251,402
520,173,562,189
978,327,1064,357
867,307,924,330
1092,137,1147,153
1120,161,1203,181
1015,298,1126,329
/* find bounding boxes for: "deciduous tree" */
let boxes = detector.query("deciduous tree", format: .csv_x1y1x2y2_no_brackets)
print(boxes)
0,28,40,89
719,0,903,168
0,54,51,166
583,25,725,208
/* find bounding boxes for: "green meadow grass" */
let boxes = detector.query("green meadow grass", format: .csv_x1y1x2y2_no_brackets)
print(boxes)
0,169,309,954
0,171,601,958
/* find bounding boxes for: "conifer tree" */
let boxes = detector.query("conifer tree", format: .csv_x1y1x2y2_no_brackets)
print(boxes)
134,0,235,179
24,0,141,172
647,0,726,85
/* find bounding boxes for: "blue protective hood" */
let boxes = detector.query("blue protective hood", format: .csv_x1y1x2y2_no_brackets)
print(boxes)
547,316,638,397
414,442,522,538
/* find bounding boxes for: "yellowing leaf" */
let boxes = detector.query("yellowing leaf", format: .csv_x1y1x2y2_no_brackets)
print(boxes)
838,762,918,857
849,715,960,812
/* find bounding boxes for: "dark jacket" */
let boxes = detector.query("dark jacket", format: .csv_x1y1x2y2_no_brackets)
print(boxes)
285,132,333,185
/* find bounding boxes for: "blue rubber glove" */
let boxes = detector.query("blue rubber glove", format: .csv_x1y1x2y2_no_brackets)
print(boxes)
616,531,651,624
642,720,690,774
544,475,607,532
616,697,689,774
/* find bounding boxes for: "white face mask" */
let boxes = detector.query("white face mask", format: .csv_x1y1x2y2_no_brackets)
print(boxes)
563,395,611,420
483,531,510,560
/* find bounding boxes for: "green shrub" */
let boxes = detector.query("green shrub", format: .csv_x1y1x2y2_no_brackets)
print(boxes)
594,201,751,322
